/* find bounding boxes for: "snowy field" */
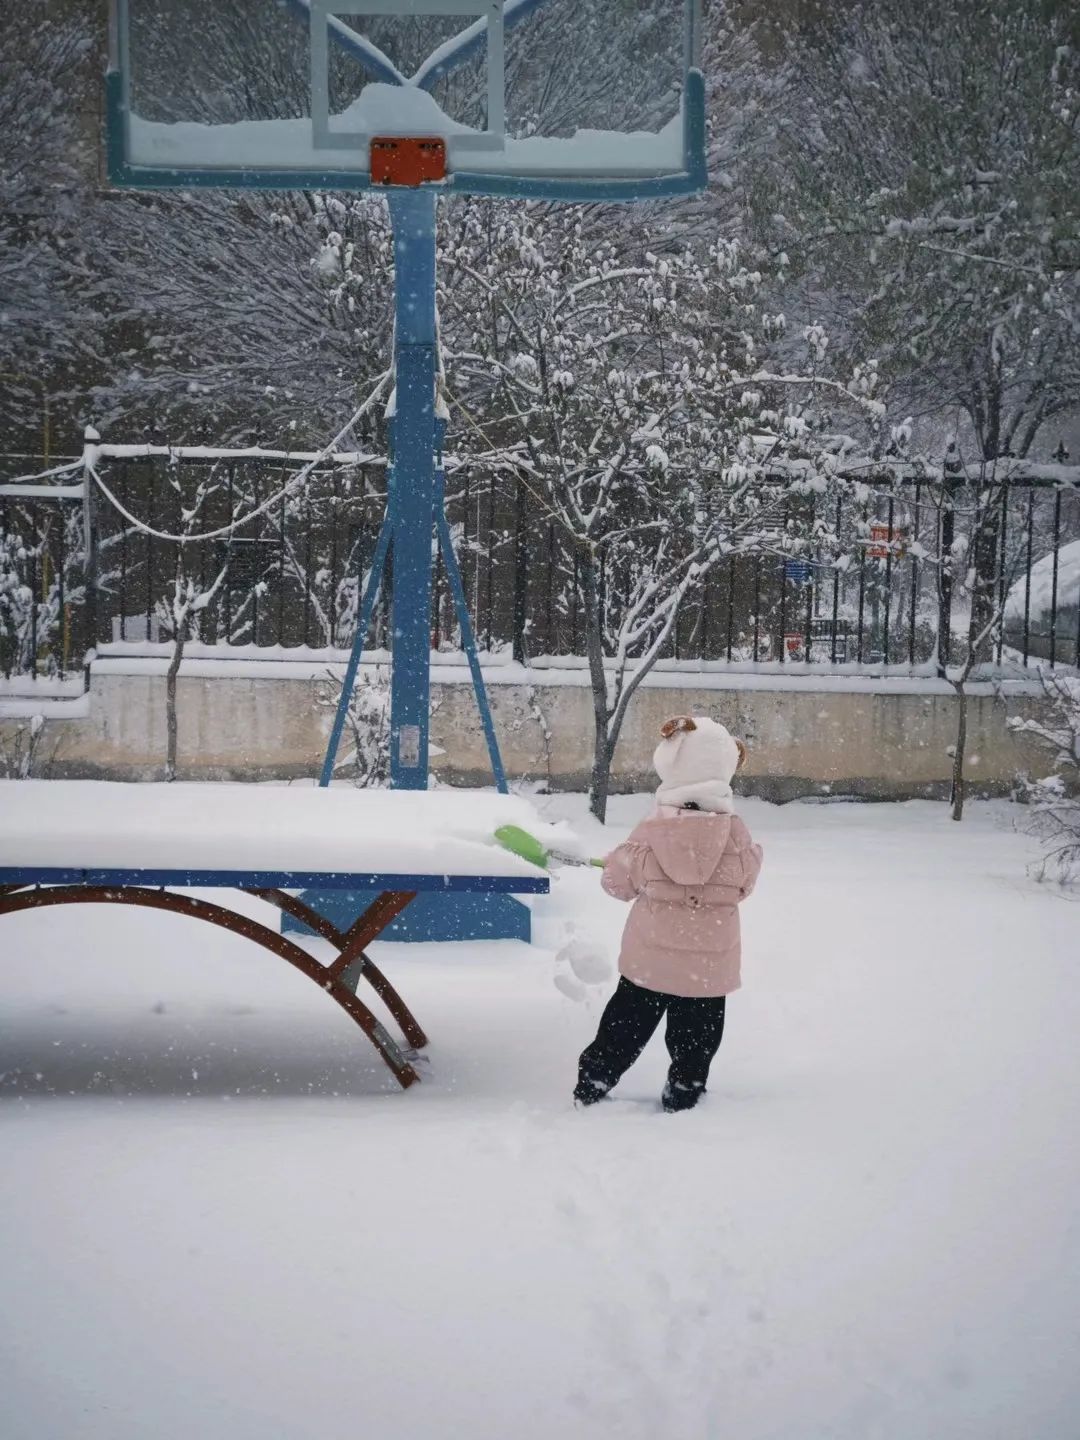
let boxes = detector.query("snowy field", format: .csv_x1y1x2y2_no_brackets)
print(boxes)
2,794,1078,1440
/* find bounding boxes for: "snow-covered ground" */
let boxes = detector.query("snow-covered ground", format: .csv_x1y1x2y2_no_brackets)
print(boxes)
2,795,1077,1440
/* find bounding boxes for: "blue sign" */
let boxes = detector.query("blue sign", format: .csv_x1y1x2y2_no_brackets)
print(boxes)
785,560,812,585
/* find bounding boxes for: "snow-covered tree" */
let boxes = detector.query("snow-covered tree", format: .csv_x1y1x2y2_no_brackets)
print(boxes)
762,0,1080,461
756,0,1080,728
91,189,396,446
1010,670,1080,882
441,205,883,816
147,467,231,780
0,5,96,452
933,457,1026,822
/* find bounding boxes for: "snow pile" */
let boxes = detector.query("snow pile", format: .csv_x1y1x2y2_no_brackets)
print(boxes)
553,929,615,1002
1005,537,1080,624
558,936,613,985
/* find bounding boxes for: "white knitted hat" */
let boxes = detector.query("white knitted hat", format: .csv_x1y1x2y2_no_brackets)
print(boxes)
653,716,745,812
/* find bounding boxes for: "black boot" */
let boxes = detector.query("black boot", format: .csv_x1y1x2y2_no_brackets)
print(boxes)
573,1076,610,1107
661,1080,703,1113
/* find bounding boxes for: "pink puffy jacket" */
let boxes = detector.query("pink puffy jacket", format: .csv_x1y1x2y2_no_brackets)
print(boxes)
601,808,763,998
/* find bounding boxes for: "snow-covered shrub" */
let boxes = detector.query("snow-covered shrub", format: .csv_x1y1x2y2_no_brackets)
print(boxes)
0,511,86,682
317,666,391,787
0,523,37,677
0,713,56,779
1009,671,1080,883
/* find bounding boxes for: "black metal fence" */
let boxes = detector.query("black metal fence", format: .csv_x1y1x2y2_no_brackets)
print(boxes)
2,450,1078,683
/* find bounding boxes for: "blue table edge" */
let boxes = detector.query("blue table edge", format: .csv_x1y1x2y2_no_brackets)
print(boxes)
0,868,549,894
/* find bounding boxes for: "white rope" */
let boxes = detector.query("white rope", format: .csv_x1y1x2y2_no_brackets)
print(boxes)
1,458,84,487
87,374,391,545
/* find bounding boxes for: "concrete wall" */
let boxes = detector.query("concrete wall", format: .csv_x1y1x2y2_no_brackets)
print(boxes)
1,662,1055,800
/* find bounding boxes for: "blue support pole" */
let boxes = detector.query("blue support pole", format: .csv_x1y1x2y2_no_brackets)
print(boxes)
318,516,392,788
434,469,509,795
387,190,439,790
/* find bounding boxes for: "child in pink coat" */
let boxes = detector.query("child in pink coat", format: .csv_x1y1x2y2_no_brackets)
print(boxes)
575,715,763,1112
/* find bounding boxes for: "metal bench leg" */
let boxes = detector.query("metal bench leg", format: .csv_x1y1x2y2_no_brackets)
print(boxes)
0,886,421,1090
251,889,428,1052
321,974,421,1090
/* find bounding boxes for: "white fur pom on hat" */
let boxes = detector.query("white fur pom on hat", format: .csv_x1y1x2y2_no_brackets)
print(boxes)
653,716,747,813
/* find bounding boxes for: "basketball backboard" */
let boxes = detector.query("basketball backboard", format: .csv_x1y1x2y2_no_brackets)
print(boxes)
107,0,705,201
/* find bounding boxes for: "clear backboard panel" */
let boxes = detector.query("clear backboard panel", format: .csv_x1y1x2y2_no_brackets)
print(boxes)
109,0,705,199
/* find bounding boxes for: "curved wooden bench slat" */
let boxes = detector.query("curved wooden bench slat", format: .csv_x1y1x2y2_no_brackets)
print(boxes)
249,887,347,946
0,885,420,1089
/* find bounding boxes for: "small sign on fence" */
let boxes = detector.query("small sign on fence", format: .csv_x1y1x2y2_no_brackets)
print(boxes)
867,524,908,559
784,559,812,585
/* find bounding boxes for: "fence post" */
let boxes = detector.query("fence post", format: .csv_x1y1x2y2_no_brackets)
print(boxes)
81,426,100,691
936,444,962,678
512,474,527,664
1049,488,1062,670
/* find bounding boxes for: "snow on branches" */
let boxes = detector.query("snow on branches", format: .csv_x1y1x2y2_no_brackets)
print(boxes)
0,8,95,450
1010,670,1080,884
763,0,1080,466
439,204,880,816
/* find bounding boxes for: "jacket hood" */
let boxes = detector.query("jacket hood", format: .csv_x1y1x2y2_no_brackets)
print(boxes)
635,813,733,888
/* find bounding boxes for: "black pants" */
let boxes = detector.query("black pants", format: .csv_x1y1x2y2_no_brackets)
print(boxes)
577,976,726,1103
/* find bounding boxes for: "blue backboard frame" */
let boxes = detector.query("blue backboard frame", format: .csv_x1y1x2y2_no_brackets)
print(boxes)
105,0,707,203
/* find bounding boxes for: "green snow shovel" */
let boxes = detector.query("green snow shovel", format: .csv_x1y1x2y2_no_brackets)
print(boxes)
494,824,604,872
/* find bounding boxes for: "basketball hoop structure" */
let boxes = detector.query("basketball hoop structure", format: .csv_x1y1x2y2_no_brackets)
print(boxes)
104,1,707,927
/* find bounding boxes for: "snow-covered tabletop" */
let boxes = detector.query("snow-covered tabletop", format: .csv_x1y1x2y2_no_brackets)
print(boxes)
0,781,551,891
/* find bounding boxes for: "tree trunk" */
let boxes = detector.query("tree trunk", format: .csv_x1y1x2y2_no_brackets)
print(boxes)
950,679,967,822
968,491,1004,669
579,548,612,823
589,742,614,825
512,476,528,665
165,629,185,782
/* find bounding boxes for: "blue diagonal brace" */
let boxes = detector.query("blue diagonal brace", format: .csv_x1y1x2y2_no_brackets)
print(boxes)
319,516,393,788
280,0,408,85
413,0,555,90
435,473,508,795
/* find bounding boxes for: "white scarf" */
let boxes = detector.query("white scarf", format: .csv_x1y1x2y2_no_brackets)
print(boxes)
655,778,735,814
